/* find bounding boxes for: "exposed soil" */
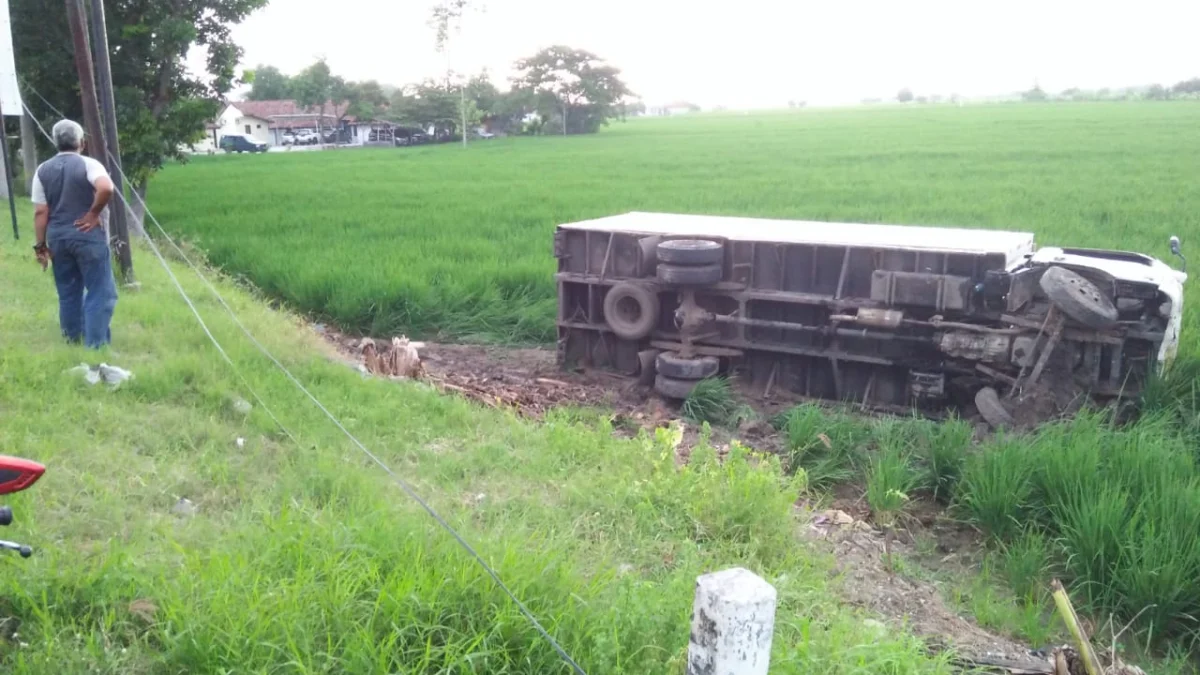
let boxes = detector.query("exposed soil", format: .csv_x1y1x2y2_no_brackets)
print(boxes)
802,503,1055,673
318,326,681,427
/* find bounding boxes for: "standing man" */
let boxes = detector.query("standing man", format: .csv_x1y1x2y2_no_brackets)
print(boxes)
31,120,117,349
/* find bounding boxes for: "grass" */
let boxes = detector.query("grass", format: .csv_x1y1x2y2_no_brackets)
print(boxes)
150,103,1200,346
680,377,751,428
0,233,959,672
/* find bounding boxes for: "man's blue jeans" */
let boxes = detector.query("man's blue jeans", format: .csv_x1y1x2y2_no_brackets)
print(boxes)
49,238,118,348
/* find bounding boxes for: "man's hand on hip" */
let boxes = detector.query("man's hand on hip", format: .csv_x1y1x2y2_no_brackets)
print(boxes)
75,212,102,233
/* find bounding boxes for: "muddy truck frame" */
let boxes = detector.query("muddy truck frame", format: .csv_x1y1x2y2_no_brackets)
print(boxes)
554,212,1187,425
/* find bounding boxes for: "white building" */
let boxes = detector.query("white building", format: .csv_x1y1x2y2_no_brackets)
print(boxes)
184,103,272,153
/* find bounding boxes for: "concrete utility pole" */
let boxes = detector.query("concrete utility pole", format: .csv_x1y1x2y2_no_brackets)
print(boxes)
64,0,133,282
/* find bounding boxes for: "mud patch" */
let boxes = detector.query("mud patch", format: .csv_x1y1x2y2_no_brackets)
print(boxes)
321,327,670,420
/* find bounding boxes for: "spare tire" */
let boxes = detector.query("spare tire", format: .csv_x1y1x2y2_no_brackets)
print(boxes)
657,239,724,265
603,283,660,340
1039,266,1118,330
657,263,722,286
657,352,719,380
655,374,700,400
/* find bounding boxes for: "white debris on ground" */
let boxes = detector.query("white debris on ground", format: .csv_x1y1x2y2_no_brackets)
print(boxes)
171,497,197,518
68,363,134,388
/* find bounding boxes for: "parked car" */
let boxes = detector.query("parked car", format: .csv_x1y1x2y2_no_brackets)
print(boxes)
281,131,296,145
293,130,319,145
219,134,267,153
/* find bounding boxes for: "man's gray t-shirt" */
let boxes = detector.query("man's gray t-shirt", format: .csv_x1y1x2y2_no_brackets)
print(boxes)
31,152,110,245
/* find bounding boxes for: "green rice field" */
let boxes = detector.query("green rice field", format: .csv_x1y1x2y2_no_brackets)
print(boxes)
152,102,1200,348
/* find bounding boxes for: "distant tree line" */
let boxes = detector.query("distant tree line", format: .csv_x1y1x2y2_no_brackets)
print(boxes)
882,77,1200,106
245,46,635,138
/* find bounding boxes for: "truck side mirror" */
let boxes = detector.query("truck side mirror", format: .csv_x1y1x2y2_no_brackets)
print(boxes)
1170,236,1186,272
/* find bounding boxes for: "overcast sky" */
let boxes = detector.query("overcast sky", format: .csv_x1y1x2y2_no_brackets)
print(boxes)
202,0,1200,108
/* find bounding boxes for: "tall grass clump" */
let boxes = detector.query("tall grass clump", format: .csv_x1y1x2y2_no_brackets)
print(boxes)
778,405,871,485
681,378,751,428
866,425,922,571
999,528,1054,603
953,410,1200,648
912,417,973,503
956,438,1034,542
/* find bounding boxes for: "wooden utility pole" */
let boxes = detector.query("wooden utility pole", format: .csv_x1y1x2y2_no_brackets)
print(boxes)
64,0,133,282
87,0,138,279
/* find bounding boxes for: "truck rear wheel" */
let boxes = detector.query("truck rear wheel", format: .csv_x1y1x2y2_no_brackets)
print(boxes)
603,283,659,340
1039,266,1118,329
657,239,724,265
657,263,722,286
655,374,700,400
657,352,719,379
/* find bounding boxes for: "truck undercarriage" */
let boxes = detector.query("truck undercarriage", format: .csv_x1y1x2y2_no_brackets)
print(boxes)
555,213,1186,427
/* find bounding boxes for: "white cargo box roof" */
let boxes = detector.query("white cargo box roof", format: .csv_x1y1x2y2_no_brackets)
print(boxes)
562,212,1036,269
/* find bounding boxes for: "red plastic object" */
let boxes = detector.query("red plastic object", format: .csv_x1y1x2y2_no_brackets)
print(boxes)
0,456,45,495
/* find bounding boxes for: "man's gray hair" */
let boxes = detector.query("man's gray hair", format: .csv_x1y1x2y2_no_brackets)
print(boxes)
52,119,85,152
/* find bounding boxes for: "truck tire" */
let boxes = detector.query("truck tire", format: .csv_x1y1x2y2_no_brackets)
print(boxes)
657,239,724,265
1039,266,1118,330
603,283,659,340
657,263,722,286
655,374,700,400
975,386,1014,429
657,352,719,380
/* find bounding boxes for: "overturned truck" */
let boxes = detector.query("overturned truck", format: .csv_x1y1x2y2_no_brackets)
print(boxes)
554,212,1187,426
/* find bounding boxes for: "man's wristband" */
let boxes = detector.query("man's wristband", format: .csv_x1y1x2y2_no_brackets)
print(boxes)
33,242,48,253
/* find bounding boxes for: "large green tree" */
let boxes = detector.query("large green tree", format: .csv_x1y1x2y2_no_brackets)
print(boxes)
12,0,267,229
246,64,294,100
512,46,631,135
341,80,388,121
291,59,343,143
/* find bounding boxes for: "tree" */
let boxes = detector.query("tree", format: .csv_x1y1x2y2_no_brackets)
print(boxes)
343,80,389,121
429,0,475,146
1145,84,1170,101
512,46,632,135
489,88,537,134
1172,78,1200,96
1021,85,1048,102
388,81,459,136
896,88,914,103
247,65,293,100
292,59,342,144
12,0,267,231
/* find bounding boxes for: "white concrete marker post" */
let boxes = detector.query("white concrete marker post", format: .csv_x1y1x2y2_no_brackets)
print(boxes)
687,567,777,675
